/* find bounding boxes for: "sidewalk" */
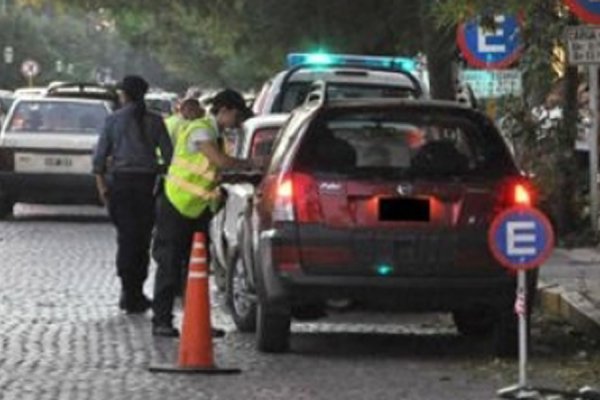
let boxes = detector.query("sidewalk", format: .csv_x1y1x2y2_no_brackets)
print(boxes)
538,248,600,337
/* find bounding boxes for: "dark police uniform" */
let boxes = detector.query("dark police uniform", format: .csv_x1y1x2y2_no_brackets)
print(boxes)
93,102,173,312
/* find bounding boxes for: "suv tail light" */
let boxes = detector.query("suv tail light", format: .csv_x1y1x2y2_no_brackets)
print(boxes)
494,178,535,213
0,148,14,171
273,173,322,223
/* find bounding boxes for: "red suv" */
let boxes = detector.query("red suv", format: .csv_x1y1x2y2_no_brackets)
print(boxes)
231,94,537,355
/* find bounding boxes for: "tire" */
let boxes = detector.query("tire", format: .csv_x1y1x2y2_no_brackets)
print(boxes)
256,301,291,353
452,306,495,337
493,307,530,358
226,250,257,332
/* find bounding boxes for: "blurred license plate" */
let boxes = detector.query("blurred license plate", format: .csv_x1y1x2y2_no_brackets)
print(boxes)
14,152,90,174
379,197,430,222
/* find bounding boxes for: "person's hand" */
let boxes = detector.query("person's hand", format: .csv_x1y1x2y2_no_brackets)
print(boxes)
95,175,109,206
98,185,109,206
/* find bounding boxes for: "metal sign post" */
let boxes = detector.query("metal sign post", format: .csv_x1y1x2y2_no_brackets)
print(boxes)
516,270,528,387
565,25,600,231
488,206,555,399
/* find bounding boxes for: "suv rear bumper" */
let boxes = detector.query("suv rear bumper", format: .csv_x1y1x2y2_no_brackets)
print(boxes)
256,228,533,312
0,172,99,205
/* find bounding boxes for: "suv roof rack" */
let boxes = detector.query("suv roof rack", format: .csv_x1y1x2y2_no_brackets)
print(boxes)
46,82,118,106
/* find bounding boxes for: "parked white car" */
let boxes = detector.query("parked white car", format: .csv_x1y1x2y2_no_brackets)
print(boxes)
210,114,289,291
0,84,116,218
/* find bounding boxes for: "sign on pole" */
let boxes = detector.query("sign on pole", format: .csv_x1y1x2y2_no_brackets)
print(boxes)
566,25,600,231
564,0,600,24
456,15,523,69
20,59,40,87
489,206,555,396
460,69,523,99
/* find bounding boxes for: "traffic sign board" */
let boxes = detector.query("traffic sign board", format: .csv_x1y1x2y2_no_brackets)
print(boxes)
564,0,600,24
457,15,523,69
460,69,522,98
488,207,555,271
21,59,40,78
566,25,600,64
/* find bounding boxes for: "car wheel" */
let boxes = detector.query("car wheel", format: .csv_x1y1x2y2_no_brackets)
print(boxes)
256,301,291,353
452,306,495,337
226,249,257,332
493,307,529,358
210,241,226,292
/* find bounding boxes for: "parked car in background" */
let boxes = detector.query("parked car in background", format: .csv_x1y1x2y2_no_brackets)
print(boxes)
229,89,538,356
252,53,428,115
210,113,289,293
0,83,117,218
145,91,178,117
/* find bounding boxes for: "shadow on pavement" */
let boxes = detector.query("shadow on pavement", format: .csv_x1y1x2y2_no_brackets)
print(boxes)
289,331,493,359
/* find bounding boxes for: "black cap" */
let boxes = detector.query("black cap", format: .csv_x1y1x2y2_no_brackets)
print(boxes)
117,75,149,102
211,88,252,117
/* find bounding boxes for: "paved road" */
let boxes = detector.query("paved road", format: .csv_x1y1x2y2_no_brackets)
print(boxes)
0,205,598,400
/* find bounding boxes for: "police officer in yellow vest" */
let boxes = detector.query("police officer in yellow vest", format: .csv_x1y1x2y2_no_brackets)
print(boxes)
151,90,252,337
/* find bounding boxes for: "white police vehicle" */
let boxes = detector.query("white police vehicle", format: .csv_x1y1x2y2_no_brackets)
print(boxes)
252,53,429,115
0,83,117,218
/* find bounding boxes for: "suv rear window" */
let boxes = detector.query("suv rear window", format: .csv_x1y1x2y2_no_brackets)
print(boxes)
294,109,515,179
281,82,414,113
6,101,108,134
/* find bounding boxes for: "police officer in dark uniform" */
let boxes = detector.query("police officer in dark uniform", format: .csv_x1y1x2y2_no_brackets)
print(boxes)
93,75,173,314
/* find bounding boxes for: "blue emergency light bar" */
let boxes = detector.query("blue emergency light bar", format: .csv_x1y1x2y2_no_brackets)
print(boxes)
287,53,417,72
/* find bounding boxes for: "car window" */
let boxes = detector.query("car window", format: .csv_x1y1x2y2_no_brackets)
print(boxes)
249,127,280,168
294,109,515,179
251,128,279,158
6,101,108,134
281,82,414,112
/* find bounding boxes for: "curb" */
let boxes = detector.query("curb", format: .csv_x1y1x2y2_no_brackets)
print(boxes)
537,283,600,338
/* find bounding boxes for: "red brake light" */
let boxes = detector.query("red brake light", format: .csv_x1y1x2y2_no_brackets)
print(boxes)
494,179,536,214
277,179,294,198
272,173,322,223
514,183,531,206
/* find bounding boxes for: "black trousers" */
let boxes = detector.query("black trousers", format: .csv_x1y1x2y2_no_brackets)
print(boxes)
107,172,157,302
151,194,212,326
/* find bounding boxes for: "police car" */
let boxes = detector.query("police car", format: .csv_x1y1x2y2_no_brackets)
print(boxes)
0,83,117,218
252,53,429,115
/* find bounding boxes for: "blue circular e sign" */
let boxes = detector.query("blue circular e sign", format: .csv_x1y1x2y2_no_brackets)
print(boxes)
457,15,523,69
564,0,600,24
488,207,555,271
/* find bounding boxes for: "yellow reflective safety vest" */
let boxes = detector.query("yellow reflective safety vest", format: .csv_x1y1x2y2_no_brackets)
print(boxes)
164,117,219,218
164,114,186,144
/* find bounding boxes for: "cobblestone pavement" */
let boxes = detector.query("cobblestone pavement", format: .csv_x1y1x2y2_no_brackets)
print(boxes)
0,205,598,400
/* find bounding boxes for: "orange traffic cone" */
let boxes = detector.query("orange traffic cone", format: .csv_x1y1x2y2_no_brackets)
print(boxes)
149,232,240,374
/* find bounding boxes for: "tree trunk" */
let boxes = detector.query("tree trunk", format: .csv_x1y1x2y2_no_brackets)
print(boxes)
420,2,456,100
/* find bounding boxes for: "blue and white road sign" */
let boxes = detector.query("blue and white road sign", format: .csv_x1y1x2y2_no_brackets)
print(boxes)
457,15,523,69
488,207,555,271
564,0,600,24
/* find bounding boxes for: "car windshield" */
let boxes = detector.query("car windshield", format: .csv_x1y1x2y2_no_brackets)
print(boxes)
294,109,515,180
281,82,414,112
6,100,108,134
